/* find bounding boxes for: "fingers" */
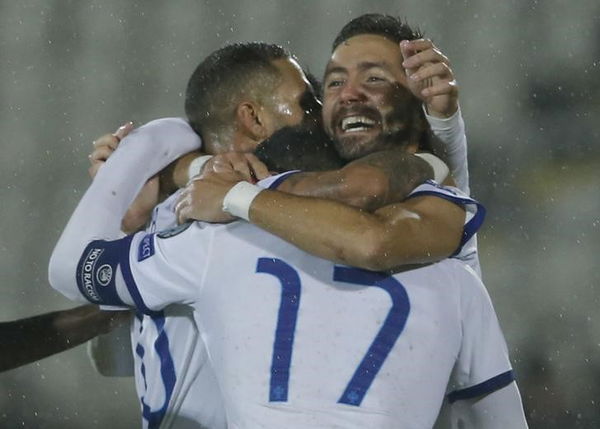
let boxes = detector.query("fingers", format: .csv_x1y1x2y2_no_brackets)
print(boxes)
208,152,268,183
175,189,192,224
421,79,459,99
93,133,120,151
243,153,270,181
409,61,453,83
112,121,134,142
400,39,450,74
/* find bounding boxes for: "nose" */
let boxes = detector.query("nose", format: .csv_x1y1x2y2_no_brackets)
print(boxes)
338,79,366,104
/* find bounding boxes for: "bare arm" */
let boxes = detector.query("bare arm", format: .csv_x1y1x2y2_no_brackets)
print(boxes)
176,170,465,271
276,149,434,211
0,305,130,372
248,190,464,271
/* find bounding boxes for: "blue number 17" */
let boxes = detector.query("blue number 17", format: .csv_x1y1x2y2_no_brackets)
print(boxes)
256,257,410,407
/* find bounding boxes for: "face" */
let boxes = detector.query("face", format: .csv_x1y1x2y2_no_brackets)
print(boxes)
322,34,421,160
262,57,322,137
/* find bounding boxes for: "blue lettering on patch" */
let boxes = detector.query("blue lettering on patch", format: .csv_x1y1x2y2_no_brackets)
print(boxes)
138,234,156,262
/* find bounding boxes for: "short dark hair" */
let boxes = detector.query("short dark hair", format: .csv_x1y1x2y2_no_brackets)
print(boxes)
185,42,289,138
332,14,423,51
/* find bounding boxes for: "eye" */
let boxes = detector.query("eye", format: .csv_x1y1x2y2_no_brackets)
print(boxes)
366,76,385,83
326,79,344,88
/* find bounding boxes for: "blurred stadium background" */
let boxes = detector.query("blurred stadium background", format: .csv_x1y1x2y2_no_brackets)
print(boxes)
0,0,598,427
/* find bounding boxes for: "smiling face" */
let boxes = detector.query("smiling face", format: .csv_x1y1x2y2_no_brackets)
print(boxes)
322,34,421,160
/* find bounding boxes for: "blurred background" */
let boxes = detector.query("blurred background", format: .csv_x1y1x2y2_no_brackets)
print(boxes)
0,0,598,427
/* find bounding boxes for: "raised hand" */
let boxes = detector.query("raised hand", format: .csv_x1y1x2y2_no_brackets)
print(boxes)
400,39,459,118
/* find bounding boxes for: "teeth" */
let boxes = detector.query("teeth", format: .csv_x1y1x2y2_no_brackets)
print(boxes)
341,116,376,132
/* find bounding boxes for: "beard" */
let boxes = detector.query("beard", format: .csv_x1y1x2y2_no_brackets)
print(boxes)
331,84,424,161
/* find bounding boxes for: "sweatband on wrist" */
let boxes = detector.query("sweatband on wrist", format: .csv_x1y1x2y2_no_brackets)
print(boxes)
187,155,213,182
222,181,263,221
415,153,450,183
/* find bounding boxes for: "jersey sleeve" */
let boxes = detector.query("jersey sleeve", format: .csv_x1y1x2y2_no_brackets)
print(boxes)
446,268,515,404
72,223,212,314
256,170,301,189
49,117,201,303
405,180,485,257
424,106,470,195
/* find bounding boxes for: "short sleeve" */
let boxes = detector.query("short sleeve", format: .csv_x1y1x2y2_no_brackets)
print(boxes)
447,269,515,403
74,223,213,315
405,181,485,256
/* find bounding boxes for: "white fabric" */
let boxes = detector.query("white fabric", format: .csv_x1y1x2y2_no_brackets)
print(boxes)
49,114,518,427
79,222,518,429
414,152,450,184
49,117,228,429
222,181,263,221
425,106,470,195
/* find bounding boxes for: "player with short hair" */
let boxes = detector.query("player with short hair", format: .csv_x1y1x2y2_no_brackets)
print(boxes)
49,100,525,427
173,14,527,427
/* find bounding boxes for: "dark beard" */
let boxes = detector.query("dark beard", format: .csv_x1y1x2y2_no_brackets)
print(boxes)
254,121,344,172
332,83,425,160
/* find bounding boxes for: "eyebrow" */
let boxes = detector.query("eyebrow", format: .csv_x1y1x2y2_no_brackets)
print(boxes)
324,61,392,78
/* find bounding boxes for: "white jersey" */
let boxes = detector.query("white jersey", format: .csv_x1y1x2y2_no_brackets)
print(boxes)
69,194,512,429
53,112,488,428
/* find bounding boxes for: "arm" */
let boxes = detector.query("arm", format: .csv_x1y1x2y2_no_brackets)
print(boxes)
0,305,129,372
49,117,201,302
276,149,434,211
176,172,470,271
248,188,465,271
399,39,470,194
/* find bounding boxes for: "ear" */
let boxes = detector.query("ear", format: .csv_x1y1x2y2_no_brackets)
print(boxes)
236,101,269,141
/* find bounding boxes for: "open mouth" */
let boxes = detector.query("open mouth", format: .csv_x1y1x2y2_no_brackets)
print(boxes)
339,115,378,133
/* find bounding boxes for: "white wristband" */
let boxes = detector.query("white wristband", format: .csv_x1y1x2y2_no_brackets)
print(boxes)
222,181,263,221
414,153,450,183
187,155,213,182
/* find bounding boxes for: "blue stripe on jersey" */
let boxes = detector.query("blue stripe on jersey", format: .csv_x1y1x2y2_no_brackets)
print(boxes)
138,313,177,429
447,369,515,403
405,185,486,256
118,238,162,317
268,171,301,189
76,237,133,306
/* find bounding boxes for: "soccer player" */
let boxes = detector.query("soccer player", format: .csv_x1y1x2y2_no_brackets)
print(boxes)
83,42,435,429
0,304,129,373
49,95,526,427
174,14,527,427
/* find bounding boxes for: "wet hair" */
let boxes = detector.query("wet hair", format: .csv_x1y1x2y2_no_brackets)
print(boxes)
185,42,289,139
332,14,423,51
254,123,343,172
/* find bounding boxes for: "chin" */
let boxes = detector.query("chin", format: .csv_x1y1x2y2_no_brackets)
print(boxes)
334,133,380,161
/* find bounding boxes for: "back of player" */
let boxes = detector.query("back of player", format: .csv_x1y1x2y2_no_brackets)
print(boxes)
133,220,513,429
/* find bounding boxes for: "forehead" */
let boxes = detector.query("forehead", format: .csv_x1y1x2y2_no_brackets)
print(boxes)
328,34,404,73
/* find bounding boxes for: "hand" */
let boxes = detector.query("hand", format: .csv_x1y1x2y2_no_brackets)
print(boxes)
175,170,247,224
400,39,458,118
201,152,270,183
88,122,134,178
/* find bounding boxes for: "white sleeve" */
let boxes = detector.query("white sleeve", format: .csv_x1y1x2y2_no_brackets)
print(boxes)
446,268,515,404
434,382,528,428
406,181,485,258
65,222,212,313
425,106,470,195
48,117,201,303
